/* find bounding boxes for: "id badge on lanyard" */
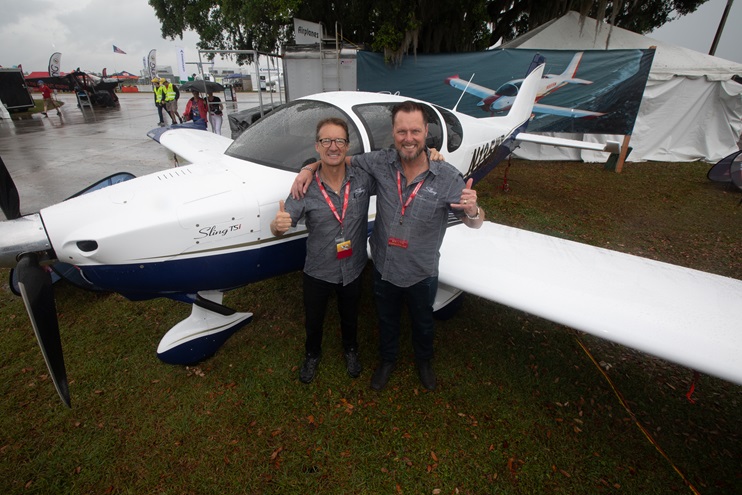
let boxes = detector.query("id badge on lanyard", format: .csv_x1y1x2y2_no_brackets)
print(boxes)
336,236,353,259
316,172,353,259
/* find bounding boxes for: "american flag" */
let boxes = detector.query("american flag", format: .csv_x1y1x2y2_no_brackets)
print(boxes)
113,45,127,55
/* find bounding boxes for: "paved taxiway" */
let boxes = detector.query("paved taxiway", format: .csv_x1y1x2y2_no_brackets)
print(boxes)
0,91,283,217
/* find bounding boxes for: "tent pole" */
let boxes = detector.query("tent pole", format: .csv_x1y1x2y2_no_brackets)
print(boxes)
709,0,734,56
615,135,632,173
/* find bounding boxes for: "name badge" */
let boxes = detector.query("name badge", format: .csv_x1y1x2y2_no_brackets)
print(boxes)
388,237,408,249
336,239,352,259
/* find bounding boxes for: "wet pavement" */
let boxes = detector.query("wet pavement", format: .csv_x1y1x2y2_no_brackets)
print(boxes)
0,91,284,217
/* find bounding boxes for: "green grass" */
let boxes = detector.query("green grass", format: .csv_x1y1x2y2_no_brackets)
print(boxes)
1,160,740,494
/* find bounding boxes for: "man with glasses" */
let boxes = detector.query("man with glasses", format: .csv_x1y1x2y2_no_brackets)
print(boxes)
271,117,375,383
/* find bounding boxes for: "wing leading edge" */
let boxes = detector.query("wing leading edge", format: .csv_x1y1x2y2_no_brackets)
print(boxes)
438,222,742,386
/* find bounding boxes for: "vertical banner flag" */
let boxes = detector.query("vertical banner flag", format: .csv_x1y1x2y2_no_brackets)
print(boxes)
48,52,62,77
147,49,157,82
113,45,127,55
176,46,186,83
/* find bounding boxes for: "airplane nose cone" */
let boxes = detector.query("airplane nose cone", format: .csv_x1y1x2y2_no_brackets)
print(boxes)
481,95,501,112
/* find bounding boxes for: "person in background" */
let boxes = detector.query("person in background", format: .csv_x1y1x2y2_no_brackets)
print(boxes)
182,89,208,128
152,78,166,126
271,118,375,384
206,91,224,135
38,80,61,117
162,78,182,124
293,101,483,392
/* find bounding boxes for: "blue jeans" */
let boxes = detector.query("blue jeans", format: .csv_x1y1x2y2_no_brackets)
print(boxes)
303,273,362,357
373,269,437,362
156,103,165,123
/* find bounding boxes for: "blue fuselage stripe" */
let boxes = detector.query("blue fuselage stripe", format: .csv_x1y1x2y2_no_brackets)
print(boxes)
81,238,307,299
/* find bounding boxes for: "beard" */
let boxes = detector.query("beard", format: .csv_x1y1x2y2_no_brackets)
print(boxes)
396,142,424,163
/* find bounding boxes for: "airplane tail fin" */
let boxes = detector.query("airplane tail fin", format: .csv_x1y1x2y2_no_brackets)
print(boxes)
462,63,545,184
490,62,544,131
524,53,545,77
561,52,584,78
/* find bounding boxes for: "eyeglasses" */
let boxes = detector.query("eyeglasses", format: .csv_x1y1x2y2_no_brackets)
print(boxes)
317,138,348,148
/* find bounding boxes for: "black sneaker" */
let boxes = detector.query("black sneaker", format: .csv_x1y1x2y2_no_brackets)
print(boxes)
344,349,362,378
370,361,396,391
299,354,321,383
56,110,61,115
42,112,48,117
416,359,437,391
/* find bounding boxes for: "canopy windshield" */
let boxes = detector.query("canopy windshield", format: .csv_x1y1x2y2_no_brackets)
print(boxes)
225,98,463,170
225,100,362,172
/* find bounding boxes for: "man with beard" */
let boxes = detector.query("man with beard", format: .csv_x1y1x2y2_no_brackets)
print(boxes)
293,101,484,391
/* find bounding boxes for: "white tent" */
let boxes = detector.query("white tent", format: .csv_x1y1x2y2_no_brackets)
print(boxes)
502,11,742,163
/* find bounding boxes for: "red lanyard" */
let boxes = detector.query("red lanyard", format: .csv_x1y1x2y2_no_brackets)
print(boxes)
315,171,351,227
397,171,424,221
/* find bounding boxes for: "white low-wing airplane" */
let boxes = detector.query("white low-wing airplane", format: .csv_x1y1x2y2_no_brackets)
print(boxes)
1,62,740,409
445,52,606,118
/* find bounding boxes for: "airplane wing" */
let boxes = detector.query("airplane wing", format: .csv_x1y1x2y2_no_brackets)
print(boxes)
532,103,605,118
438,222,742,386
445,76,495,100
543,76,593,86
157,129,234,164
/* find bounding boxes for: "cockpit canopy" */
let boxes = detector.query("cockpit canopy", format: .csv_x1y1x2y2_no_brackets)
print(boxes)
495,81,521,97
225,98,463,172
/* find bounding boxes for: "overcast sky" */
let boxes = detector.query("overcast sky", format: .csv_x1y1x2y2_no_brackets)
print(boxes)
1,0,740,75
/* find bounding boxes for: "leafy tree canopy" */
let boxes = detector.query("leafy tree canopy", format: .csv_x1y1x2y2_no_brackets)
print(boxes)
148,0,710,64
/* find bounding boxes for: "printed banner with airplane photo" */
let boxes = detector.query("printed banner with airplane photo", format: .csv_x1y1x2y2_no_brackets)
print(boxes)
357,49,654,135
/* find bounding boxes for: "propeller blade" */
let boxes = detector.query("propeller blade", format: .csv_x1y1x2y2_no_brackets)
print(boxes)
0,156,21,220
16,252,71,408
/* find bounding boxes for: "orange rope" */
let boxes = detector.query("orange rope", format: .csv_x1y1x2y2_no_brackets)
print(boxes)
575,336,701,495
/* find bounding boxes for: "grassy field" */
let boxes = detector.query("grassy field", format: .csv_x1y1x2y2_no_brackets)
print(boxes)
0,160,740,494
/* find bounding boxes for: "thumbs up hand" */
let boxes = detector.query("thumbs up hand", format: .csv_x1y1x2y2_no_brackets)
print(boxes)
271,200,292,236
452,178,483,227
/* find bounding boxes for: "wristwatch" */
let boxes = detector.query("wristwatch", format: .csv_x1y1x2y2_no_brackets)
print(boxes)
466,206,481,220
301,165,315,173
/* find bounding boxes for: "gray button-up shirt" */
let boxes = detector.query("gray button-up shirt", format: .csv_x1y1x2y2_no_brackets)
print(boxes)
283,165,375,286
352,148,466,288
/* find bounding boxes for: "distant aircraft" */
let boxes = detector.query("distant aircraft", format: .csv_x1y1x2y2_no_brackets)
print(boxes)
1,59,740,409
26,70,119,107
445,52,605,118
